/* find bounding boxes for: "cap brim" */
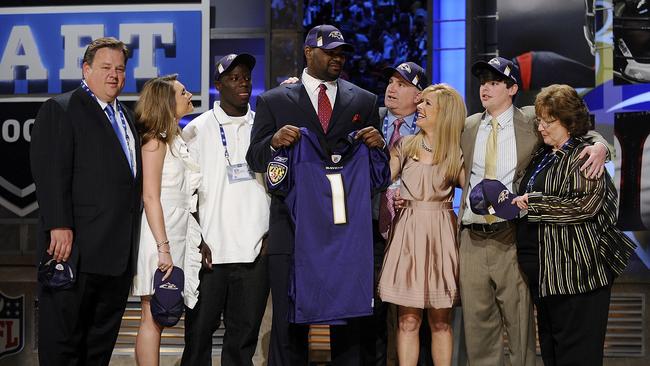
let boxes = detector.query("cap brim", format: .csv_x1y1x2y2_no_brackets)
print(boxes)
471,60,517,83
382,67,421,89
319,42,354,52
471,60,499,77
217,53,256,80
492,196,521,220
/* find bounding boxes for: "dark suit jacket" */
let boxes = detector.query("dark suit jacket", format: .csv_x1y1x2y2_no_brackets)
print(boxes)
30,87,143,276
246,78,380,254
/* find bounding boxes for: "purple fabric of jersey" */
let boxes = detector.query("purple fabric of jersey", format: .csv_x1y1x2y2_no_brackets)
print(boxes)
266,128,390,324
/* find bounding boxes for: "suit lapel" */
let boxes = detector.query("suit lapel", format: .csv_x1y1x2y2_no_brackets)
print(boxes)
286,84,323,134
120,101,141,180
461,112,483,174
78,88,134,176
513,107,537,176
329,79,354,132
458,112,484,219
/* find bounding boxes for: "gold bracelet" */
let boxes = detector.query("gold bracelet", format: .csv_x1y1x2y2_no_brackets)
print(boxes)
156,239,170,247
158,249,170,254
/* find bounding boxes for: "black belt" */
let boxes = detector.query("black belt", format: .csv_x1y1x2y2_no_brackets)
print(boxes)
463,221,512,233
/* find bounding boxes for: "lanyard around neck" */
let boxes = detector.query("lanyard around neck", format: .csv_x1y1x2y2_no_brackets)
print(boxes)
382,113,417,138
213,109,246,166
525,138,574,193
81,81,134,174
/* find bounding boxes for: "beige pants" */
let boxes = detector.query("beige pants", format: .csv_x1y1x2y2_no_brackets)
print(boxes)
459,227,536,366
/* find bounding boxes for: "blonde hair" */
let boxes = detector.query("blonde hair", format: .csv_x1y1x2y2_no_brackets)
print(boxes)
402,83,466,185
135,74,181,146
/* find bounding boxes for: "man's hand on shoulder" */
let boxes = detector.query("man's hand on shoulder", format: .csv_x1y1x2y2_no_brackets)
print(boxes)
280,77,299,85
271,125,301,149
356,126,385,149
49,228,73,262
578,142,607,179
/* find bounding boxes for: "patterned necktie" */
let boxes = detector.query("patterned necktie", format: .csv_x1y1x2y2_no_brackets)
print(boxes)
388,118,404,149
318,84,332,133
105,104,133,174
378,118,406,239
484,118,499,223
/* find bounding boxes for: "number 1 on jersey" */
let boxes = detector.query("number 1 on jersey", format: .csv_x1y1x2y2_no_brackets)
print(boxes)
326,173,347,224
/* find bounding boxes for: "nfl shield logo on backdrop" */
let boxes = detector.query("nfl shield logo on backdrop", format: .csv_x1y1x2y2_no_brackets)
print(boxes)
0,292,24,359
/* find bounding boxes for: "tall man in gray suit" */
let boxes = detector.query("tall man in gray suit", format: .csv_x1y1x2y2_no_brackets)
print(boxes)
31,37,142,366
458,56,608,365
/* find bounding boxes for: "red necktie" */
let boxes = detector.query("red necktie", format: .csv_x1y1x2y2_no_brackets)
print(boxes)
378,118,405,239
318,84,332,132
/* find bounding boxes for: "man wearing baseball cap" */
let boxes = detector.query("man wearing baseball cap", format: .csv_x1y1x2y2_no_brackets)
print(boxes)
246,24,384,366
181,53,270,366
457,56,609,365
373,61,432,366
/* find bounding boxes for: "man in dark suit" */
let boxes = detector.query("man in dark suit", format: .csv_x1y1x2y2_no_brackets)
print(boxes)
30,37,142,366
246,24,384,366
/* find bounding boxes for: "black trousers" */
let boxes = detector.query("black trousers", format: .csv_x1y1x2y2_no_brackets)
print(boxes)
37,271,132,366
362,220,388,366
536,284,612,366
181,254,269,366
268,254,377,366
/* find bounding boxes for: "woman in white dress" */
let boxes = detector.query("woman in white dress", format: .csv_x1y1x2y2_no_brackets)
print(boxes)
131,74,202,365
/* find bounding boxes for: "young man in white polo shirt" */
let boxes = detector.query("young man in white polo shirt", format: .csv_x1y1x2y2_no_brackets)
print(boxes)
181,53,270,366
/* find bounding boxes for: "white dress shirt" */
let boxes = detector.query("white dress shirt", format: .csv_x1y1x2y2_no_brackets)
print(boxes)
93,95,137,175
462,105,518,224
182,101,270,264
301,68,338,114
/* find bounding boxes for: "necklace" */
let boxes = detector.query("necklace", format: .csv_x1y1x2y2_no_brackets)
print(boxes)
421,139,432,153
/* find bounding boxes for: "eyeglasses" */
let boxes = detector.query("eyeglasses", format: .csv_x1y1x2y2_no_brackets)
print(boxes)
534,117,558,129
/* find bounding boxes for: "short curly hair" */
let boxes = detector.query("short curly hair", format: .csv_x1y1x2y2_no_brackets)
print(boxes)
534,84,591,137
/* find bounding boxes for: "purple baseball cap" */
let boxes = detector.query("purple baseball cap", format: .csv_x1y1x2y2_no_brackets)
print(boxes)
470,179,522,220
471,56,519,85
304,24,354,52
38,257,76,290
382,62,428,90
214,53,256,81
151,266,184,327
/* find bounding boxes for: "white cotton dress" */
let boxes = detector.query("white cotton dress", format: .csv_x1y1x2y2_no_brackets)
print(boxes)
132,136,202,309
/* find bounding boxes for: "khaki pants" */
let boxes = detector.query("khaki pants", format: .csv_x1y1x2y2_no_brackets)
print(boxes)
459,227,536,366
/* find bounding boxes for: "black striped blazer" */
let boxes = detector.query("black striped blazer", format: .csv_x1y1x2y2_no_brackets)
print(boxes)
525,138,635,297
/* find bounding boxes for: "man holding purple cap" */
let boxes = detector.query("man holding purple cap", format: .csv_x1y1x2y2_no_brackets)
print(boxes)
457,56,610,365
247,24,384,366
181,53,270,366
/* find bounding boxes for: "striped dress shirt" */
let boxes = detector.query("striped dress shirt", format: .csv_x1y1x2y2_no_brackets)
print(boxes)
525,138,635,297
462,106,518,224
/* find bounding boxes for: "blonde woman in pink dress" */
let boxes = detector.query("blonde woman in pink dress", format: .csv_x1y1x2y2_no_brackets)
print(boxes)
378,84,466,366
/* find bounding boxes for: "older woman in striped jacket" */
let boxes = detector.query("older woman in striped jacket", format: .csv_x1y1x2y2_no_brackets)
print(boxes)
511,84,635,366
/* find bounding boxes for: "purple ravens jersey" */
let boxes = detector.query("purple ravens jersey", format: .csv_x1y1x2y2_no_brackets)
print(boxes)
266,128,390,324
